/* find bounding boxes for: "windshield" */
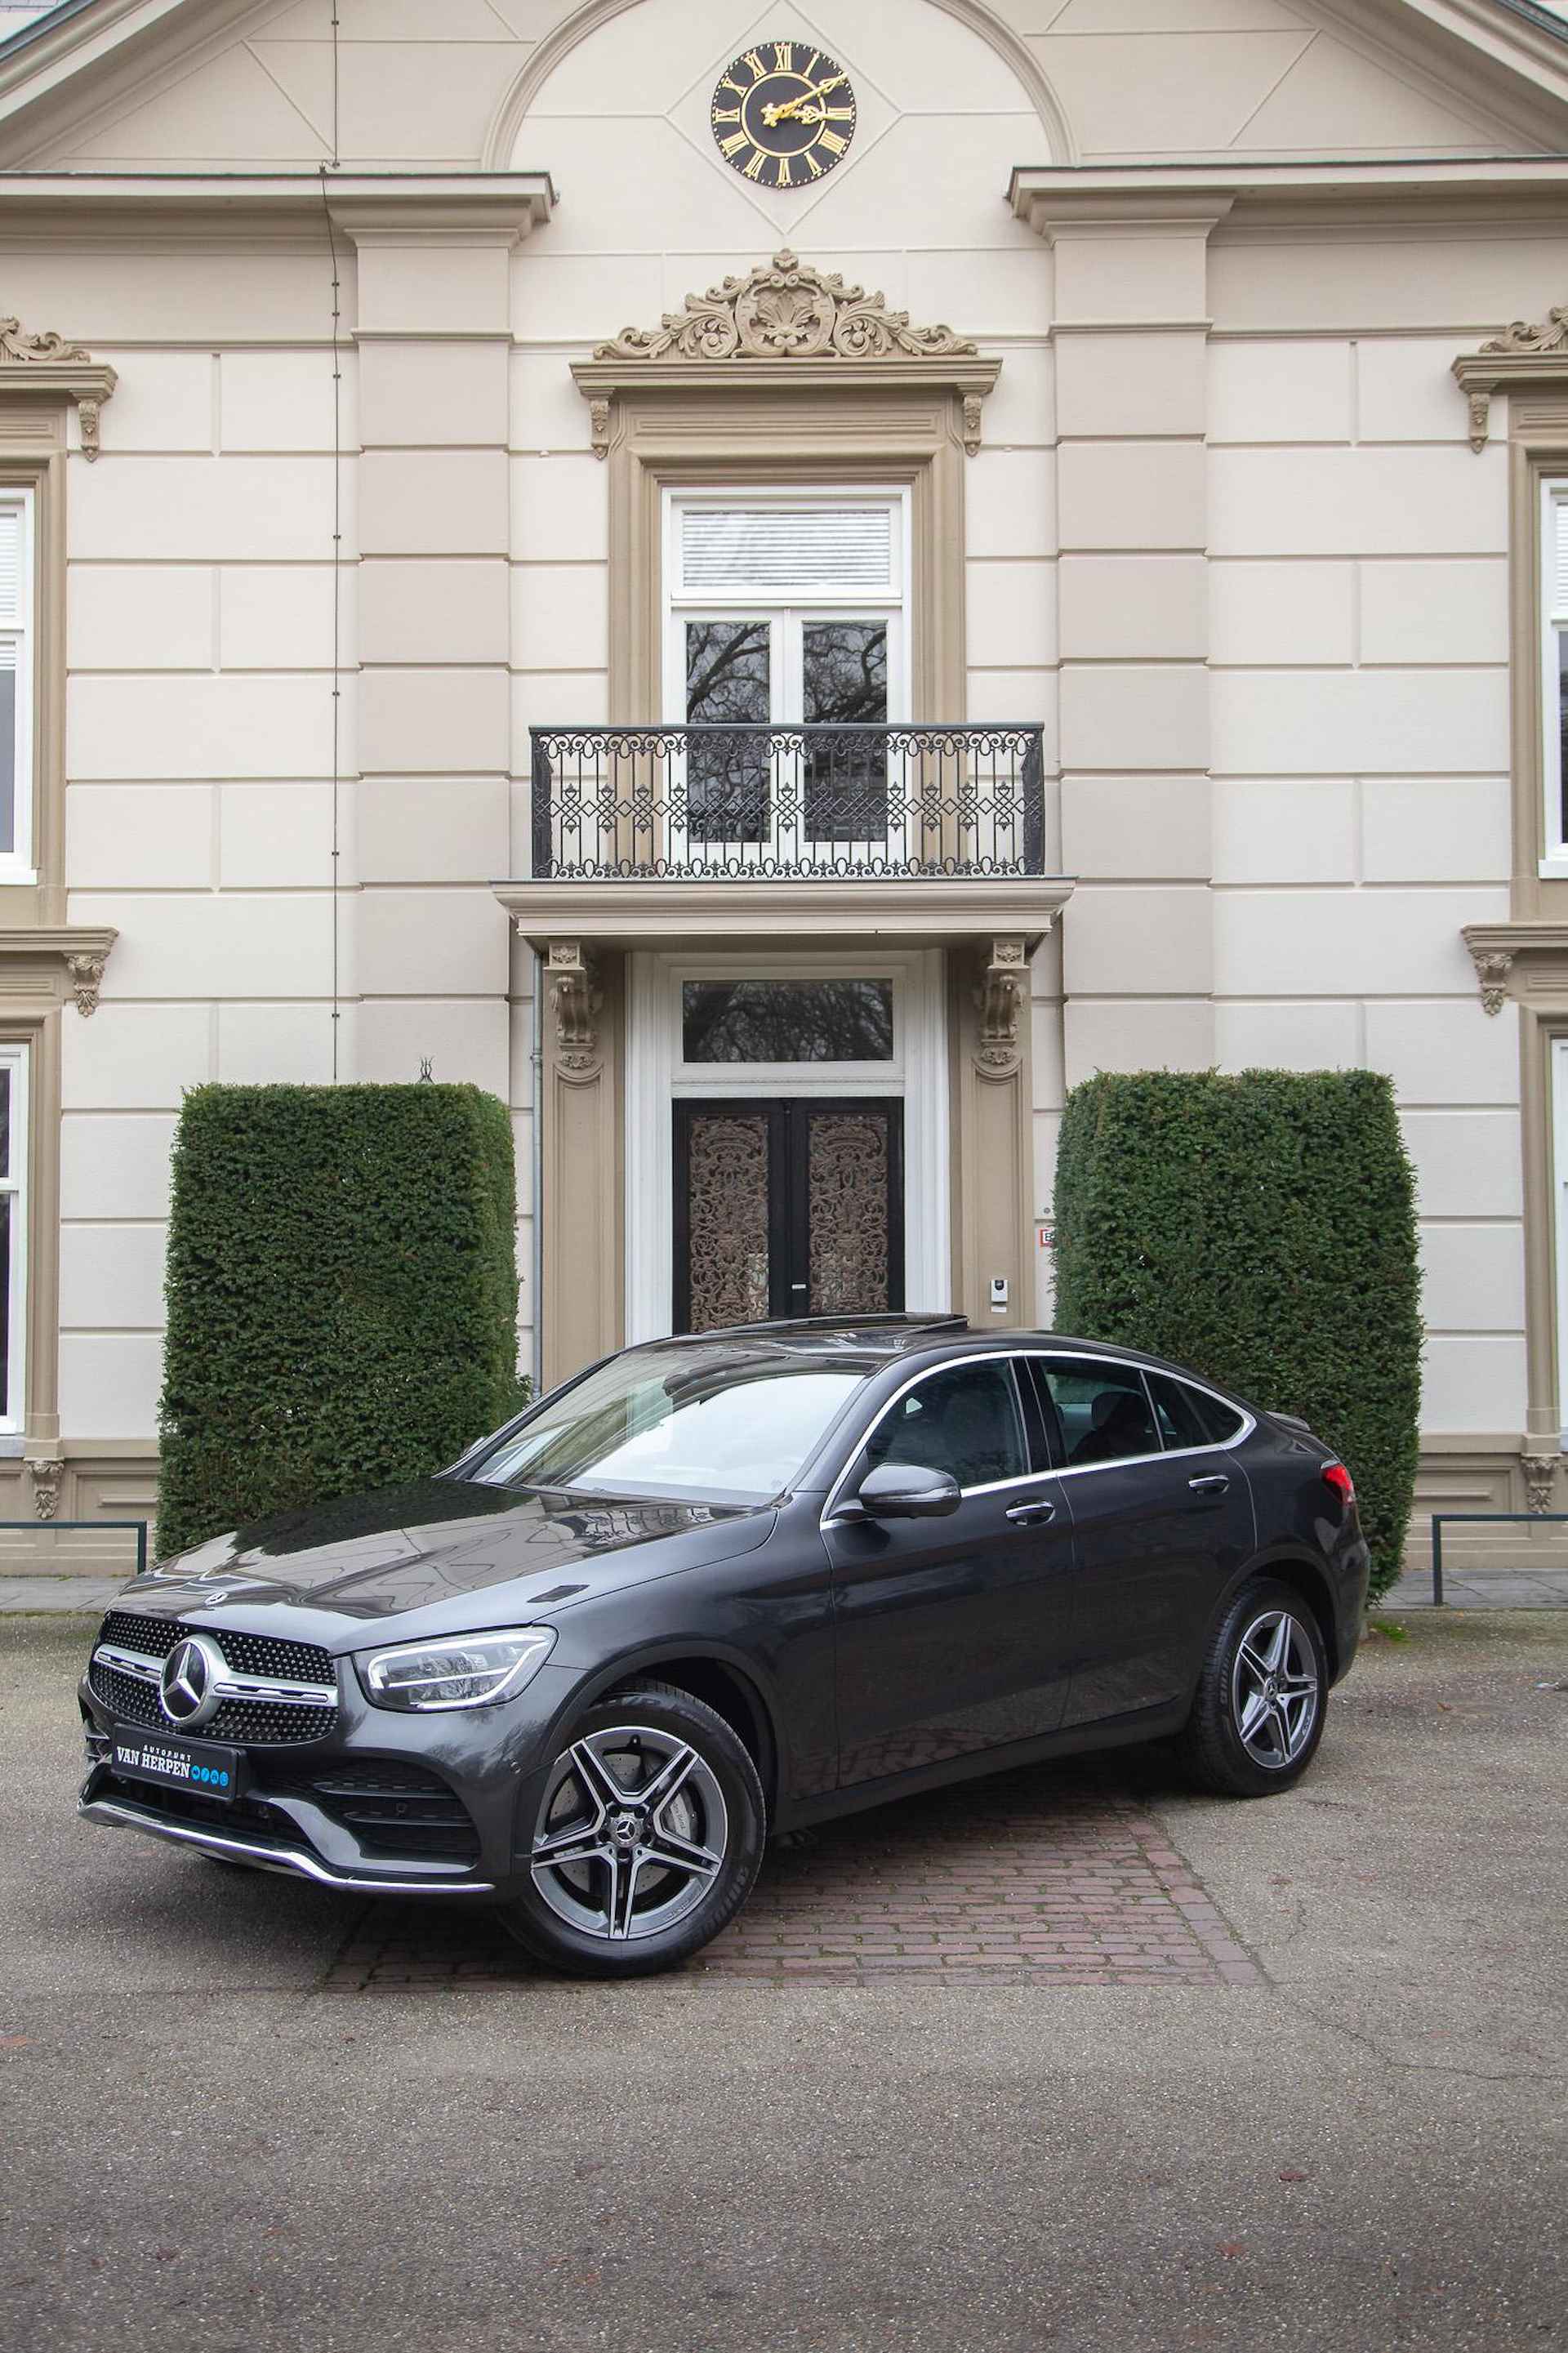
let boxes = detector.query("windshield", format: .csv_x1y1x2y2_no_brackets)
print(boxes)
466,1342,868,1507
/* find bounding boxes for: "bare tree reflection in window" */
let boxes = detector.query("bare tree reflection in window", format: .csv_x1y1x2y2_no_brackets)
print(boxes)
685,621,771,845
683,979,894,1063
803,622,888,846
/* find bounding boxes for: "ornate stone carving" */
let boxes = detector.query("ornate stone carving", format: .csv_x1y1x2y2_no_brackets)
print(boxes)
0,318,91,366
1454,305,1568,450
1521,1452,1559,1515
973,937,1028,1079
587,397,611,460
1467,943,1515,1016
597,251,978,367
0,317,116,459
1481,307,1568,358
29,1459,66,1522
547,940,604,1076
66,951,109,1017
686,1111,770,1331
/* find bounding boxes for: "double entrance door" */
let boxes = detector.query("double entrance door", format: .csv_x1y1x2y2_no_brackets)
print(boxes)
674,1098,904,1334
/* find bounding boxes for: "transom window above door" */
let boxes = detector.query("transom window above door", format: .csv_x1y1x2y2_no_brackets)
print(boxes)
663,489,910,864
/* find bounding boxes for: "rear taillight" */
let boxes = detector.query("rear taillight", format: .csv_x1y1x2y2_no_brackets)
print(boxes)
1321,1462,1355,1507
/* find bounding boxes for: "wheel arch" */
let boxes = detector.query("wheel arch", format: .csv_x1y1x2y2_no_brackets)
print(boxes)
1222,1548,1342,1682
571,1644,782,1820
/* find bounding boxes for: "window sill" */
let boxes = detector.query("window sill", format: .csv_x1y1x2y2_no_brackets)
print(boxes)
0,870,39,889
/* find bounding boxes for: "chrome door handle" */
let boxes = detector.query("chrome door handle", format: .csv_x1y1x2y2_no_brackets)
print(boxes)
1006,1500,1057,1525
1188,1474,1230,1496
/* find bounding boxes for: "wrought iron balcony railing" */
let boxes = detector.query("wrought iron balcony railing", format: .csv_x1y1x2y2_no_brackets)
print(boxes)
529,724,1046,880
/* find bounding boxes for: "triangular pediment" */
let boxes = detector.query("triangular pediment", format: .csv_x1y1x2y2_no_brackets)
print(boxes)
2,0,1568,172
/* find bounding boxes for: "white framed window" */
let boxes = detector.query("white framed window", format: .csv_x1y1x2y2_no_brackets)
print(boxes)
1540,479,1568,873
0,488,34,882
0,1043,29,1433
662,487,911,867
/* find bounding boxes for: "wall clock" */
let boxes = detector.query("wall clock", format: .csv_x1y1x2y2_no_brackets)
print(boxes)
710,41,856,191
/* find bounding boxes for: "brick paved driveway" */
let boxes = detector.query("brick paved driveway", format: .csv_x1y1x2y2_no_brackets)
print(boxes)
329,1756,1262,1990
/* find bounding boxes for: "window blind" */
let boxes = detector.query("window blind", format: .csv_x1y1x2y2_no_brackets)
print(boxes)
1550,491,1568,617
681,504,893,597
0,507,22,626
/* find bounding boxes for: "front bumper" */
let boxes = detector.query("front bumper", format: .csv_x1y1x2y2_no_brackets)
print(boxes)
78,1789,497,1895
78,1654,587,1899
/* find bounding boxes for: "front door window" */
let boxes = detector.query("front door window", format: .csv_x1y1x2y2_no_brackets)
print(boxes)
674,1098,904,1333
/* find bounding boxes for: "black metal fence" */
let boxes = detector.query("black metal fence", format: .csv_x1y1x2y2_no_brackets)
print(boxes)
529,724,1047,880
1428,1511,1568,1605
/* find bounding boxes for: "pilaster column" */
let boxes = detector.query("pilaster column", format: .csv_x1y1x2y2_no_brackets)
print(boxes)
1021,194,1230,1085
333,193,540,1095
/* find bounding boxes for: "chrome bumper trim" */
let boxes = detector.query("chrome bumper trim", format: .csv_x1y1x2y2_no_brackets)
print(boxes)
78,1797,494,1896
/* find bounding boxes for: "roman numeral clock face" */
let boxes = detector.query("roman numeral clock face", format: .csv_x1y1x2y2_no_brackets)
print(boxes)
710,42,856,189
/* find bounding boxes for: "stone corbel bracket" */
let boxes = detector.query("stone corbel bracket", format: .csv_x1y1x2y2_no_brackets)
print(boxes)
1459,920,1568,1014
27,1456,65,1522
572,250,1000,460
973,935,1031,1080
0,925,117,1014
0,319,117,458
545,938,604,1080
1454,305,1568,451
1521,1452,1559,1515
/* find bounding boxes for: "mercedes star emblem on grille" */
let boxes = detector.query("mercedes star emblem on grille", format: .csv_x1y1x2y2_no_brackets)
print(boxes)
158,1634,225,1727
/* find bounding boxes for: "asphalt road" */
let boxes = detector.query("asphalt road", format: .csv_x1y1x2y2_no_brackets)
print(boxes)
2,1609,1566,2352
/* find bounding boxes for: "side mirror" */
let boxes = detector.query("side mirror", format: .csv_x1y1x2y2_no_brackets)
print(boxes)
843,1462,962,1522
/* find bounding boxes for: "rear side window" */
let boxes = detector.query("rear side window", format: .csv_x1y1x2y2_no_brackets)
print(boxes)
1147,1371,1245,1451
865,1361,1027,1491
1040,1359,1161,1468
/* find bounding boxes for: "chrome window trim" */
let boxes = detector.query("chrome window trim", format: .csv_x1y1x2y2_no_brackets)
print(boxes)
91,1642,337,1710
820,1348,1036,1527
1031,1354,1255,1480
821,1348,1254,1526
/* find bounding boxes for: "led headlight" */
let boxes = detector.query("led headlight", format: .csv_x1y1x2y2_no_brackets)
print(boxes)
356,1626,556,1713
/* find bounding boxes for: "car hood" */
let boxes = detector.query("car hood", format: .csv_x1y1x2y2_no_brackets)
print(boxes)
115,1477,776,1654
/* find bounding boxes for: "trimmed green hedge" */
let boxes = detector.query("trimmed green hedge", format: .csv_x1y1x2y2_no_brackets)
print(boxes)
1052,1070,1422,1603
157,1083,523,1560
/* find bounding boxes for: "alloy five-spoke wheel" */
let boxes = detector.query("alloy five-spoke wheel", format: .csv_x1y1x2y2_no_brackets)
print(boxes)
499,1681,765,1977
1230,1607,1320,1771
1178,1575,1329,1797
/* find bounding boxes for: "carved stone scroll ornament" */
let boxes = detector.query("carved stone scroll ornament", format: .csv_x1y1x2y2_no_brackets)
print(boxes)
546,940,604,1077
29,1458,66,1522
1521,1453,1559,1516
66,951,109,1017
0,317,117,459
1454,305,1568,451
597,251,979,368
1467,943,1515,1017
973,937,1029,1079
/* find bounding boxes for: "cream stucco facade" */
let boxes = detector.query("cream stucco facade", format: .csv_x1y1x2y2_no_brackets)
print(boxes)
4,0,1568,1562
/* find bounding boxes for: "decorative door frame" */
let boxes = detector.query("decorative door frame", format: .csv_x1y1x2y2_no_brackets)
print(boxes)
626,947,949,1344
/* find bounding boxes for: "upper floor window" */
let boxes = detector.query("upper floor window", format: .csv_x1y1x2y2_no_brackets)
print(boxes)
1541,478,1568,871
0,489,34,881
0,1043,29,1432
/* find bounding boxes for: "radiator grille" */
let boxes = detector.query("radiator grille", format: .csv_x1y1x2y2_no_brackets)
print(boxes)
90,1611,337,1746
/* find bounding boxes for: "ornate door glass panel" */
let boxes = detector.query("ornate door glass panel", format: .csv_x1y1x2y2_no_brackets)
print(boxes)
680,1109,772,1333
675,1098,903,1333
807,1111,890,1316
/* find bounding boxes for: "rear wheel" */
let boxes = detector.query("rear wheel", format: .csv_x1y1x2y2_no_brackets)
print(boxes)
1178,1576,1327,1797
498,1682,765,1978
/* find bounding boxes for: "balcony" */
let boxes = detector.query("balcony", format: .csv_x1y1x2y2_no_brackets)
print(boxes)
497,722,1071,956
528,723,1048,881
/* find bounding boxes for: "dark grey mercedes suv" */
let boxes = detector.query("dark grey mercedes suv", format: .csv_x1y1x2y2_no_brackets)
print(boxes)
79,1315,1369,1976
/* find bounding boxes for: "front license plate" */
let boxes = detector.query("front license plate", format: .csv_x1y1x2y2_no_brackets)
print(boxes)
110,1731,243,1803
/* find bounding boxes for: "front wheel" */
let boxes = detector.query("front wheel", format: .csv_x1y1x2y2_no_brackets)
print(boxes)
1178,1577,1327,1797
497,1682,765,1978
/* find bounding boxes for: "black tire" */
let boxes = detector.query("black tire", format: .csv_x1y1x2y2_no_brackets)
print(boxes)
1177,1575,1329,1798
497,1681,766,1979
